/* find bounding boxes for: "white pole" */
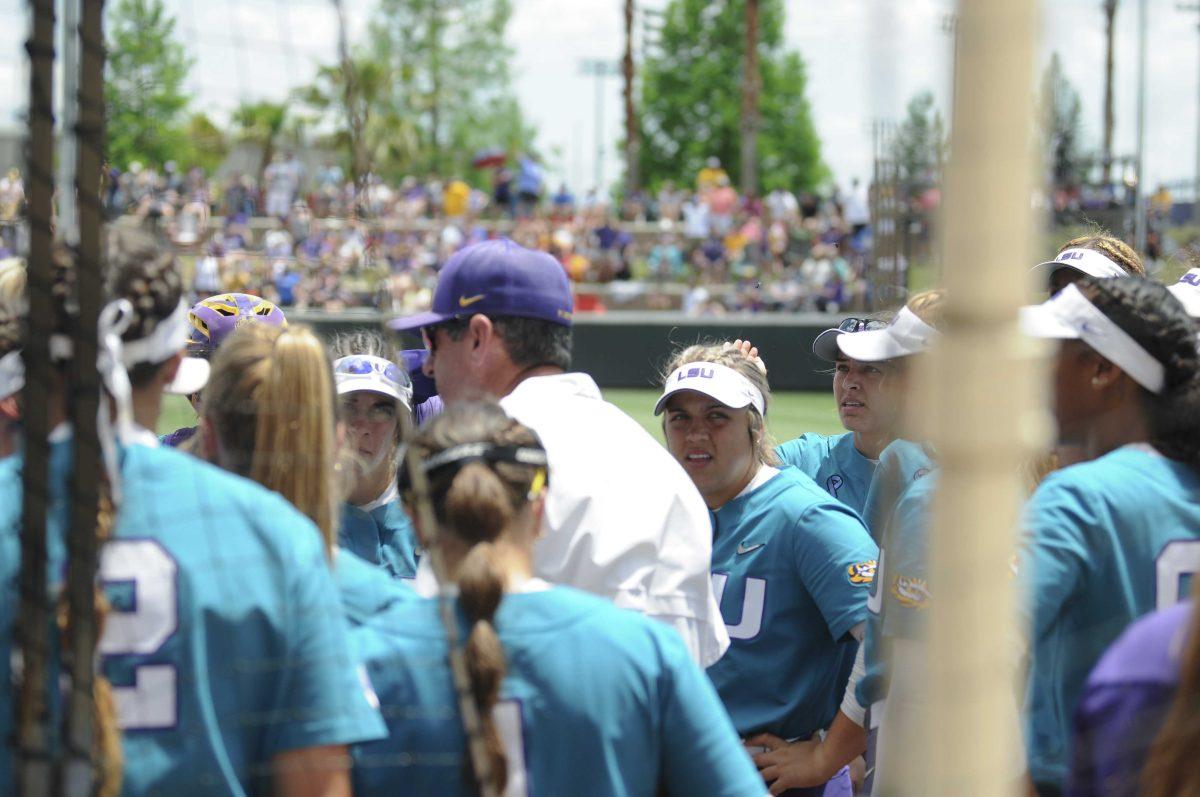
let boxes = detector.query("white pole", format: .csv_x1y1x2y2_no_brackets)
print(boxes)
882,0,1045,792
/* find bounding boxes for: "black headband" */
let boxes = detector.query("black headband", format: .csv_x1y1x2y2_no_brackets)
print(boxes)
398,442,549,494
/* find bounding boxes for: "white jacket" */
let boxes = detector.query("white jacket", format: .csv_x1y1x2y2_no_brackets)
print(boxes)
501,372,730,667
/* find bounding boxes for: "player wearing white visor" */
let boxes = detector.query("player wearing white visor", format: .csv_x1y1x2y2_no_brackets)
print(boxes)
331,330,421,580
777,294,941,519
1030,234,1143,296
1018,276,1200,793
658,344,877,797
1167,268,1200,319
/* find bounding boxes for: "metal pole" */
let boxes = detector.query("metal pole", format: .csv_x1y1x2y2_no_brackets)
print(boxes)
1182,3,1200,222
595,66,605,192
882,0,1044,793
1195,16,1200,224
1134,0,1148,255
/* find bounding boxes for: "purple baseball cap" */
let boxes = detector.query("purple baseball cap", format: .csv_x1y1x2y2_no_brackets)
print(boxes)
388,238,574,331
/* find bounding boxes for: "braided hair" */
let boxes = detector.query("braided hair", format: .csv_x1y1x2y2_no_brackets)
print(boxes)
1075,276,1200,467
104,233,182,386
1059,232,1144,276
404,402,549,795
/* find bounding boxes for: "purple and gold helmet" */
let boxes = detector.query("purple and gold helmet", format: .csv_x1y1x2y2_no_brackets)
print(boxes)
186,293,287,358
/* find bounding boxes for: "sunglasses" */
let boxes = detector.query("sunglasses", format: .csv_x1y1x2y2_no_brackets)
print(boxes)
837,317,888,333
333,356,412,392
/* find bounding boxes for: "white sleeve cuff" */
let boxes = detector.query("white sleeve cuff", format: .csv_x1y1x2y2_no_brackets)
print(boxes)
839,640,868,728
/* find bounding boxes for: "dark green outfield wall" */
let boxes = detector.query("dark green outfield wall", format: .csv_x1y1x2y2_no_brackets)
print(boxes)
292,311,838,391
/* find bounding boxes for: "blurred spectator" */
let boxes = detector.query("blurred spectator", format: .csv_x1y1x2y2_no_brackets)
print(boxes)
697,156,727,193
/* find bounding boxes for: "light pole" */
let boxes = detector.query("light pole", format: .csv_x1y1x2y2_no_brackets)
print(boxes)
579,58,620,194
1178,2,1200,222
1134,0,1149,255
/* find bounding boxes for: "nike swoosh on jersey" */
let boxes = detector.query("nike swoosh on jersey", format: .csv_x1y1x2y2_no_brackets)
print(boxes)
458,294,486,307
736,542,765,555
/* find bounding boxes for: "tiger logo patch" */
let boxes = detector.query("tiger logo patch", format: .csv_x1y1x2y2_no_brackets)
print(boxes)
847,560,877,585
891,575,931,609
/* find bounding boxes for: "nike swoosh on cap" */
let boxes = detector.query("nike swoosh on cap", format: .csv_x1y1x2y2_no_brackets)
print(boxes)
458,294,486,307
736,542,765,555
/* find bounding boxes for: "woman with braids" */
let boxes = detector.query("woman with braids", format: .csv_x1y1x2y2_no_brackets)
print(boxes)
329,329,421,579
0,253,122,795
1031,232,1144,297
656,343,877,797
1017,276,1200,795
350,401,764,796
94,238,385,795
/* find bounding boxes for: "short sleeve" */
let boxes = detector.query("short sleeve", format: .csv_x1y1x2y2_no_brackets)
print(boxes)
794,502,879,641
775,434,820,477
1017,474,1095,640
265,512,386,755
881,483,934,640
656,629,766,797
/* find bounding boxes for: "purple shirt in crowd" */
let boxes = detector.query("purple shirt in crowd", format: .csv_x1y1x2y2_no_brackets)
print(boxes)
1068,601,1193,797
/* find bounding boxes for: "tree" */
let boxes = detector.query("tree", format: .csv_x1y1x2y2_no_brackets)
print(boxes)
638,0,826,194
179,113,228,175
359,0,536,178
892,91,947,197
1039,53,1085,189
232,100,288,183
105,0,193,169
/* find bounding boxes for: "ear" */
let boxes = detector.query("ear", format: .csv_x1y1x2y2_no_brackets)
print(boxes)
0,394,19,422
1090,354,1120,390
467,314,494,354
526,493,547,541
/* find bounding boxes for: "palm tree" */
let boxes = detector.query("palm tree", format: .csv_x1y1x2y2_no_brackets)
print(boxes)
231,100,288,183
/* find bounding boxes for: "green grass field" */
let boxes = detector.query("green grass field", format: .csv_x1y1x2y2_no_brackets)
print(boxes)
158,389,843,444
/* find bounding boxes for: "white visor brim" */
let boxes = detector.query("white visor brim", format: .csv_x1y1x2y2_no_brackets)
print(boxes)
835,307,937,362
655,361,765,416
164,356,210,395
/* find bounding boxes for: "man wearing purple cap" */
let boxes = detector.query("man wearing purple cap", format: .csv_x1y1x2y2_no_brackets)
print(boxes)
391,238,729,667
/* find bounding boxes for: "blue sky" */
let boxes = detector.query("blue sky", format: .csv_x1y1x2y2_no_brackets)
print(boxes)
0,0,1193,195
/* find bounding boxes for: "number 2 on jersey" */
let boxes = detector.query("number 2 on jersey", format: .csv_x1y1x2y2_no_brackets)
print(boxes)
1156,540,1200,610
98,539,179,730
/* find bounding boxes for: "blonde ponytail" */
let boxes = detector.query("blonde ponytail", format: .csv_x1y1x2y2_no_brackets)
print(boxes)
204,324,339,555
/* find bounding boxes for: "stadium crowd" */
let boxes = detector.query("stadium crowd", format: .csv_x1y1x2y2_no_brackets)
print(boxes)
2,224,1200,797
85,155,876,316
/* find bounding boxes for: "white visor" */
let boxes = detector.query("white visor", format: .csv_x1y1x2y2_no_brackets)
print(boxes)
120,299,191,368
0,349,23,400
1020,282,1166,394
333,355,414,409
1168,269,1200,318
655,361,765,416
1031,247,1126,283
118,299,206,395
836,307,938,362
164,356,211,396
